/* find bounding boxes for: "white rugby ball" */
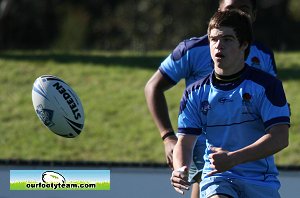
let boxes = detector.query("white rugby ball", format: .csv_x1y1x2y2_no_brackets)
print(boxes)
32,75,84,138
42,171,66,184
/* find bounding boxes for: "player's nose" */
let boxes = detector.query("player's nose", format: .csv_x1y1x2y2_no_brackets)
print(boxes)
215,39,224,49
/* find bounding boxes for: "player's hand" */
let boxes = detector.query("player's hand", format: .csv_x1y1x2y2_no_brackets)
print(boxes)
207,147,235,176
170,166,190,194
163,135,177,169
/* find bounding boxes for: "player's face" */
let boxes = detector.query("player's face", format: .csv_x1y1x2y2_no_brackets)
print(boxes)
209,26,247,75
219,0,256,23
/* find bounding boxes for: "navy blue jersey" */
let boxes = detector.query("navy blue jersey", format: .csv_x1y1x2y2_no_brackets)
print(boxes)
159,35,277,87
178,66,290,188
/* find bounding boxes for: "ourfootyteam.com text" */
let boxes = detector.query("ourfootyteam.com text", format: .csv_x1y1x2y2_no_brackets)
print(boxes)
26,182,96,189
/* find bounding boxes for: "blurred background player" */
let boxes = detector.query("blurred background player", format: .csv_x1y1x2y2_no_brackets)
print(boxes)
145,0,277,197
171,9,290,197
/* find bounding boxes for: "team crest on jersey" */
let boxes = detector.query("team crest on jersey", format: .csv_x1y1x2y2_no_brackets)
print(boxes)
201,101,211,115
251,56,260,67
242,93,253,114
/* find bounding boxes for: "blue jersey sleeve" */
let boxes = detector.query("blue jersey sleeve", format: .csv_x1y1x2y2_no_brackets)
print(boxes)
177,85,203,135
159,43,190,85
159,36,211,85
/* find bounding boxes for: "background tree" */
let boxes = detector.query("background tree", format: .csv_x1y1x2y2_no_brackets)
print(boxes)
0,0,298,51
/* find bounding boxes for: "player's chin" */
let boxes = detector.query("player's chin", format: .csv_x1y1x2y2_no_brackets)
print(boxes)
212,59,223,67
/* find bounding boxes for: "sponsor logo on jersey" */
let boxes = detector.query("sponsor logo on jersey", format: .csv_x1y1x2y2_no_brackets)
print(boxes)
218,97,233,104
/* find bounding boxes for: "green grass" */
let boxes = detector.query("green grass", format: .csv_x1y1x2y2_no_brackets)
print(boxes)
273,52,300,165
0,51,299,166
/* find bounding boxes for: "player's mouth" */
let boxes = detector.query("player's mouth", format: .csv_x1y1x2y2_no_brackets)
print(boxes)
215,52,225,59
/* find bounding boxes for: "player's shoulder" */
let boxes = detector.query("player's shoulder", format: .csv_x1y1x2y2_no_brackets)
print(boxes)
246,66,283,95
179,74,211,113
171,35,209,61
245,66,286,106
250,40,274,56
246,65,279,84
185,74,211,95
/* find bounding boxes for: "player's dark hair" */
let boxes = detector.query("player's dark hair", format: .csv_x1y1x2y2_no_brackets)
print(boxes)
208,9,253,59
219,0,257,11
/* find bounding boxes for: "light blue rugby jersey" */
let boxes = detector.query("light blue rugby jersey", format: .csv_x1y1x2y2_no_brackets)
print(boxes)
177,66,290,188
159,35,277,87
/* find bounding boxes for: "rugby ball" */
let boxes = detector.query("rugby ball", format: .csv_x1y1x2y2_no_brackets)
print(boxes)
32,75,84,138
42,171,66,184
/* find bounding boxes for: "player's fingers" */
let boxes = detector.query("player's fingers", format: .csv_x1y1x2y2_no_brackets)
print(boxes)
175,181,190,188
210,146,222,152
170,172,190,188
206,169,218,176
170,175,190,187
171,179,189,194
208,155,216,166
171,180,189,190
174,186,184,194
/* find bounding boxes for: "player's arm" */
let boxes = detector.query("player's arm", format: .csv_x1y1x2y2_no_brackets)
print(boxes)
208,124,289,175
172,134,197,194
144,70,177,168
230,124,289,163
172,85,202,194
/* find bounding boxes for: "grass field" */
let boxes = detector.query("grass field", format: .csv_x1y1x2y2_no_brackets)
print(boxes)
0,51,299,166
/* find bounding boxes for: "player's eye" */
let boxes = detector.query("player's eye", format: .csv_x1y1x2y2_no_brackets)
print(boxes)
223,37,234,42
210,37,218,43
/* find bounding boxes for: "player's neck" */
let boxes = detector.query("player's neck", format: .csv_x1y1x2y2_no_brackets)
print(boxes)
214,66,246,82
214,57,245,76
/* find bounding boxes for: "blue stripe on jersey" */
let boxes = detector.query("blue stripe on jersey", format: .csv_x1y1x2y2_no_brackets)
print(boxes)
264,116,290,130
158,67,177,85
206,118,260,128
252,41,277,75
178,127,202,135
171,35,209,61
